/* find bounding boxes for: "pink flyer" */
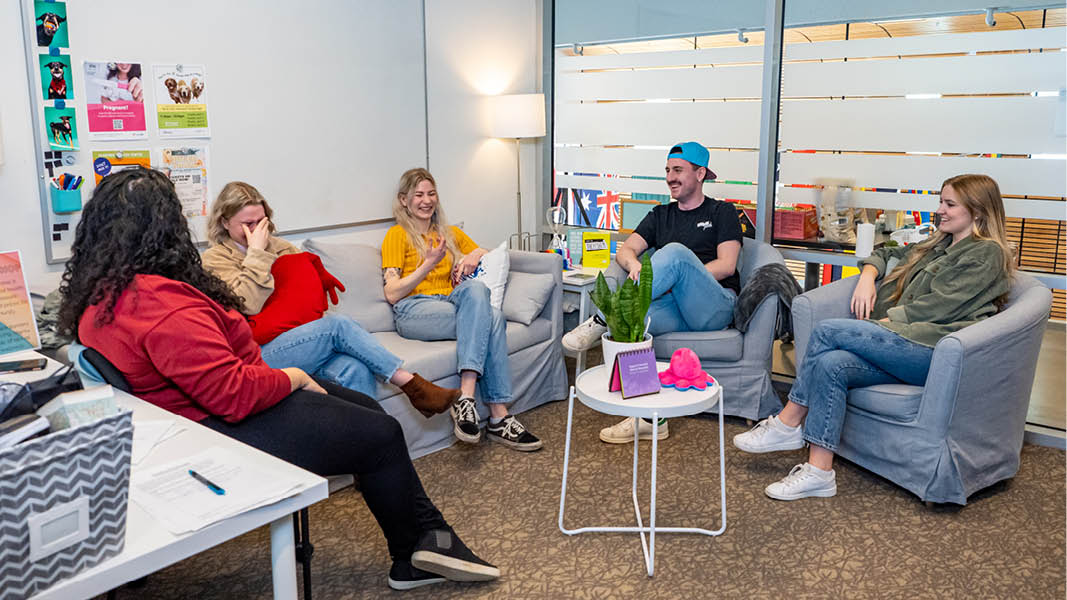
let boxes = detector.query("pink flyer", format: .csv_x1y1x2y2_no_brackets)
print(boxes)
83,61,147,141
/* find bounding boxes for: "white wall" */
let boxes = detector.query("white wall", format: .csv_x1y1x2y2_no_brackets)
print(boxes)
0,0,542,292
424,0,543,249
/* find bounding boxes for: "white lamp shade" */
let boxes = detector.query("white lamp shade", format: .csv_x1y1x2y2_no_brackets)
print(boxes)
489,93,545,138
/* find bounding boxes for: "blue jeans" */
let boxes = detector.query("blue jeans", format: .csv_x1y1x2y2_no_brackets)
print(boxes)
642,243,736,335
392,279,511,404
788,319,933,452
260,314,403,398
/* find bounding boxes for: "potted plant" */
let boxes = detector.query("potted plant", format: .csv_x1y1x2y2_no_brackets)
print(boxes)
589,254,653,371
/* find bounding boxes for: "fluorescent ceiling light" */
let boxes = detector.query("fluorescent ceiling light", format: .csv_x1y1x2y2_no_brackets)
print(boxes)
644,98,672,103
1031,153,1067,160
905,93,942,100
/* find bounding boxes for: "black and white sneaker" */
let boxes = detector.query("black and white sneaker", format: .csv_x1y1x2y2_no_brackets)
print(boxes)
411,529,500,582
387,560,446,590
486,415,543,452
450,396,481,443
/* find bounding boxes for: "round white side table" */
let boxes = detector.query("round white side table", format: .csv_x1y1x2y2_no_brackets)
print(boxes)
558,362,727,577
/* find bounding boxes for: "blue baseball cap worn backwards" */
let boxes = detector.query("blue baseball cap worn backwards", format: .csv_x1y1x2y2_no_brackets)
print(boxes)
667,142,716,180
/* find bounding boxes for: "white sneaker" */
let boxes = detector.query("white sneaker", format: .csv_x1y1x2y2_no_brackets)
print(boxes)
765,463,837,500
599,417,668,444
562,316,607,352
733,415,805,454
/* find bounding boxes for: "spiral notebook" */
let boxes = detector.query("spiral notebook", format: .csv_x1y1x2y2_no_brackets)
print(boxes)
609,347,661,399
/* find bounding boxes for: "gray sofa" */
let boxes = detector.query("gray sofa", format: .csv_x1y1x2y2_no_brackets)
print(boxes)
792,271,1052,504
602,238,786,420
304,240,569,458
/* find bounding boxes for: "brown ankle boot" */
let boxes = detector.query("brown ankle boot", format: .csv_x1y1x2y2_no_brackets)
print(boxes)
400,374,462,418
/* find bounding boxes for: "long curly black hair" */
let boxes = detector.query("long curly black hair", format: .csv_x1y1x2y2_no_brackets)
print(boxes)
58,167,243,339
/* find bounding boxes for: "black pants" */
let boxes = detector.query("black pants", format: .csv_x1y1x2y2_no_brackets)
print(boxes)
201,379,448,560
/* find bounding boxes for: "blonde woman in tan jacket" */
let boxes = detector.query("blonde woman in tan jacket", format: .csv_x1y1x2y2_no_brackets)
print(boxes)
202,181,460,417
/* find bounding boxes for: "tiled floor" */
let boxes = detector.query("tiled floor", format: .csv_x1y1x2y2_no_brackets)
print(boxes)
772,322,1066,432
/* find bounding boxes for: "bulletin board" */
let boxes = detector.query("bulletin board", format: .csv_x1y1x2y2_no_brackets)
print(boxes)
19,0,429,263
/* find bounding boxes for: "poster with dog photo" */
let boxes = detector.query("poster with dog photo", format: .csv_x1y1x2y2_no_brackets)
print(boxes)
38,54,73,101
84,61,147,141
34,1,68,48
153,64,210,138
158,146,210,217
44,106,78,151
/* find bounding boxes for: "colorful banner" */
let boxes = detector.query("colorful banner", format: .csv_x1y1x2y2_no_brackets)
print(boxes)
44,106,78,151
0,251,41,354
84,61,148,141
33,0,68,48
92,149,151,184
38,54,72,100
153,64,210,138
159,146,209,217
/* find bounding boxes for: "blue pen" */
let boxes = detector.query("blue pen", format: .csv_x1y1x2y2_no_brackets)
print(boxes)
73,175,83,190
189,469,226,495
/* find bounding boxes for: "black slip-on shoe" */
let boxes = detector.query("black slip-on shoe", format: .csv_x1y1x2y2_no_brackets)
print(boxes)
410,529,499,582
387,560,447,590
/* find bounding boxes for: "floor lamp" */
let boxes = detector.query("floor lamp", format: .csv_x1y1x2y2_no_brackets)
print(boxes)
489,93,545,250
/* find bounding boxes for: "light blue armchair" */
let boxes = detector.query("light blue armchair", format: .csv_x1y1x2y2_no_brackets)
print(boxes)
791,272,1052,505
603,238,786,419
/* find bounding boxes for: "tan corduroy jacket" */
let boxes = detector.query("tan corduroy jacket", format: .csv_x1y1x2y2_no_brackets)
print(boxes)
201,237,300,315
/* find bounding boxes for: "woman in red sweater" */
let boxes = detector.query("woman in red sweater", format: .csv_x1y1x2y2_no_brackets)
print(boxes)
58,168,498,591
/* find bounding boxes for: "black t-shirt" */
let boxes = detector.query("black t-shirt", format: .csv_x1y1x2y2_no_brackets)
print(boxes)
633,196,743,294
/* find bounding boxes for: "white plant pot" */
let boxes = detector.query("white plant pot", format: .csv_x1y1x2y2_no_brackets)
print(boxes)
601,332,653,376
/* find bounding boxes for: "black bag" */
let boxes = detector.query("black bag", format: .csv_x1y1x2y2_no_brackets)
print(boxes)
0,364,81,421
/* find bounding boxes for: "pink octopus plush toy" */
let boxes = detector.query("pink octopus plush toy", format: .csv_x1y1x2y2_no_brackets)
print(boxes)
659,348,716,391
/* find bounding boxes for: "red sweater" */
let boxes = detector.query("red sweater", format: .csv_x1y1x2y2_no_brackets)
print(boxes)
79,274,291,423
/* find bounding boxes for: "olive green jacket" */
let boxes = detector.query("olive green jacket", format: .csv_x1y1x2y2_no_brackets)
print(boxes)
858,235,1010,347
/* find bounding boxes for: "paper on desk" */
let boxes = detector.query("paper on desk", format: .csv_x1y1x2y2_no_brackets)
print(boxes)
130,446,302,534
131,419,186,464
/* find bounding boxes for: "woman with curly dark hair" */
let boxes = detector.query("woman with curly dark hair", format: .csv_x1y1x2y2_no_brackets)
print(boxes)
60,168,499,590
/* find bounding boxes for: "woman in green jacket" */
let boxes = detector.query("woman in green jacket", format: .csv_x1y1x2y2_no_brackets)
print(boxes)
733,174,1015,500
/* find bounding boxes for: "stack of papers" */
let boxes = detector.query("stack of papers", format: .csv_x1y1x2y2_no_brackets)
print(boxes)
129,447,303,534
131,419,185,464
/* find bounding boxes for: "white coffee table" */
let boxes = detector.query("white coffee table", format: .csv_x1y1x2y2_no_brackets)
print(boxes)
558,362,726,577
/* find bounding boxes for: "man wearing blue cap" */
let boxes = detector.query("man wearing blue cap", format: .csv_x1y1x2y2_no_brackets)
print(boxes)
563,141,743,444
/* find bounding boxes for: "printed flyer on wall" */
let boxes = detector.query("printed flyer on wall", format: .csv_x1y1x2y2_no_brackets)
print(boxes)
0,251,41,354
84,61,148,140
153,64,209,138
92,149,151,184
159,146,209,217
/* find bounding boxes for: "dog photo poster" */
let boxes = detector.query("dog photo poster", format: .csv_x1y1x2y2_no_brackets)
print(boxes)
38,53,73,101
84,61,148,141
158,146,209,217
153,64,210,138
44,106,79,151
34,0,69,48
92,150,151,184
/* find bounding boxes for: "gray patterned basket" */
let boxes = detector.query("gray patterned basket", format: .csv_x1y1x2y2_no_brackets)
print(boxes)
0,410,133,600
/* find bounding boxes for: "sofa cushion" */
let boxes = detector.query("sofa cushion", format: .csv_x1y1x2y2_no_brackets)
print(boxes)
652,329,744,362
502,272,555,325
468,241,509,309
504,318,553,354
303,239,395,333
847,384,923,421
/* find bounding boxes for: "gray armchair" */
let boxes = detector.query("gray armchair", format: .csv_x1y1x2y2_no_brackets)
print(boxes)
791,272,1052,505
603,238,785,419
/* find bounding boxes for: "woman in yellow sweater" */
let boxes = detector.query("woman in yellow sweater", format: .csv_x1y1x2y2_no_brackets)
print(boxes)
381,168,541,452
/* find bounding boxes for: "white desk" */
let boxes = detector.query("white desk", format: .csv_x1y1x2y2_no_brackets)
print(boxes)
562,268,603,376
2,351,328,600
558,363,727,577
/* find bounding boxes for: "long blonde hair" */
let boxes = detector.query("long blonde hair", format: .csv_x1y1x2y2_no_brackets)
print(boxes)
392,168,460,263
207,181,277,245
883,174,1016,307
